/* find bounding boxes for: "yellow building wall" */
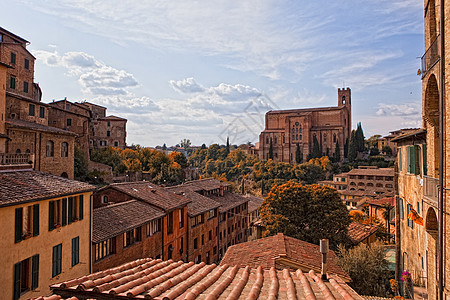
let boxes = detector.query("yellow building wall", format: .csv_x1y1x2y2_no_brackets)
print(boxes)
0,64,7,153
0,191,92,300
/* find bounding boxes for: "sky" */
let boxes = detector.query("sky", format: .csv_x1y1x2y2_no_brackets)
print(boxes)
2,0,424,147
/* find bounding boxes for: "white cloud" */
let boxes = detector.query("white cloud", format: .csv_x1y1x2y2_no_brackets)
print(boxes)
376,103,421,117
169,78,205,93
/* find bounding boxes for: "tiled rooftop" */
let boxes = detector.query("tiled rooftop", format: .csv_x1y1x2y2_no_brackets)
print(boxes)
0,169,95,207
6,118,77,135
220,233,349,281
347,167,394,177
50,258,363,299
365,197,395,207
208,191,249,212
348,222,379,245
245,195,264,213
93,200,165,243
106,182,191,212
182,178,231,192
167,185,221,217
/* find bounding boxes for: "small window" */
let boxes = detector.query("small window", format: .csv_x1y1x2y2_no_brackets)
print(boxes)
52,244,62,277
67,119,72,127
194,238,198,249
107,131,111,137
46,141,54,157
107,121,111,127
23,82,29,93
24,58,29,70
61,142,69,157
101,195,108,204
10,76,16,89
10,52,16,64
179,207,184,228
13,255,39,298
72,237,79,266
29,104,35,116
114,141,119,147
407,204,414,228
39,107,45,118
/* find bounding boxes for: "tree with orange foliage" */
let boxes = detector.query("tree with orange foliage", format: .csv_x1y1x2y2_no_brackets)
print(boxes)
260,182,351,249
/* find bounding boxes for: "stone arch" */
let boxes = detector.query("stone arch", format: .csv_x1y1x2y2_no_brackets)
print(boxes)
60,172,68,178
425,207,438,236
424,74,439,175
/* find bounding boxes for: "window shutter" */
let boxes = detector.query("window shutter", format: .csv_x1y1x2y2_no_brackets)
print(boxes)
15,207,23,243
31,254,39,289
49,201,54,231
423,144,427,175
411,146,416,174
62,198,67,226
13,262,21,300
399,198,404,220
68,197,73,224
52,245,57,276
398,148,402,172
33,204,39,236
79,195,84,220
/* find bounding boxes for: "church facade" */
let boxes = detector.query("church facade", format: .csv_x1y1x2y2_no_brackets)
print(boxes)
257,88,351,163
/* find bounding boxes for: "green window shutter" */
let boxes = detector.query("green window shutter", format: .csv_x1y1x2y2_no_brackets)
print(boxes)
406,146,411,173
79,195,84,220
15,207,23,243
423,144,427,175
407,146,416,174
399,198,404,220
62,198,67,226
33,204,39,236
31,254,39,289
13,262,21,300
52,245,57,276
68,197,73,224
72,237,79,266
398,148,402,171
49,201,54,231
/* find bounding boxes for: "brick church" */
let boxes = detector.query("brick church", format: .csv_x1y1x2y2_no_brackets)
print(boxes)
257,88,352,163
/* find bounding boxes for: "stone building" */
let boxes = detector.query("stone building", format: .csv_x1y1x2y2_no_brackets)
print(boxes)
0,27,75,178
258,88,351,163
0,168,94,300
377,128,419,155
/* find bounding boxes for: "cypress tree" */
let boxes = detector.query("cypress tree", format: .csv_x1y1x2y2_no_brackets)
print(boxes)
344,138,349,158
268,138,274,160
348,130,357,162
296,143,302,163
355,123,365,152
312,135,321,158
226,137,230,155
334,140,341,162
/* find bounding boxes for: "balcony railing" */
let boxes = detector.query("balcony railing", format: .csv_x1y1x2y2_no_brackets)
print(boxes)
0,153,32,165
423,175,439,204
421,35,440,76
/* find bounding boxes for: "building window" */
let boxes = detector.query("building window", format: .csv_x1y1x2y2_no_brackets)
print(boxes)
107,121,111,127
94,237,116,261
13,255,39,299
15,205,39,243
407,145,420,175
61,142,69,157
114,141,119,147
123,227,142,248
101,195,108,204
194,238,198,249
209,230,212,241
407,204,414,228
24,58,29,70
23,82,29,93
107,131,111,137
179,207,184,228
168,245,174,259
39,107,45,118
72,237,79,266
48,200,61,230
28,104,35,116
10,76,16,89
11,52,16,64
146,219,161,236
167,211,174,234
192,214,205,227
194,255,201,264
52,244,62,277
46,141,54,157
206,209,216,219
67,118,72,127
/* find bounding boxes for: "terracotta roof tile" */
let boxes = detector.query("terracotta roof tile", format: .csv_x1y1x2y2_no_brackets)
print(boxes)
50,258,363,299
246,195,264,213
106,182,191,212
347,167,394,177
220,233,349,281
167,185,221,217
6,118,77,135
348,222,379,245
182,178,231,192
93,200,165,243
208,192,249,212
0,169,95,207
366,196,395,207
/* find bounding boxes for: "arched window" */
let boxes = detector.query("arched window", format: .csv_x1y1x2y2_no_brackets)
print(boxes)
333,134,337,143
61,172,68,178
25,149,31,154
16,149,21,154
46,141,54,157
61,142,69,157
102,196,109,204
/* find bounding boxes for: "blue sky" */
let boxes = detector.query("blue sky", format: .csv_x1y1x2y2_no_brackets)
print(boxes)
3,0,424,146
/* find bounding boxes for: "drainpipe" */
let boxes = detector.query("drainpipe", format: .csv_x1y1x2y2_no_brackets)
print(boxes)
438,0,445,298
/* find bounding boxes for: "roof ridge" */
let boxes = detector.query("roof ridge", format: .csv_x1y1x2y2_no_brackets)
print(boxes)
94,199,137,211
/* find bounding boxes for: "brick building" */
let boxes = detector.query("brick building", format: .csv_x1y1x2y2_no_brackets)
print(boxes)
0,27,75,178
377,128,419,155
0,168,94,300
93,182,190,266
258,88,351,163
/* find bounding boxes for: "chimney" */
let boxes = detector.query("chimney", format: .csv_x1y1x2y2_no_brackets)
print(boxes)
320,239,329,281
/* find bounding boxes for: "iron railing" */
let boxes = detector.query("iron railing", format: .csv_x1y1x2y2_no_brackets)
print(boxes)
0,153,32,165
421,35,440,76
423,175,439,203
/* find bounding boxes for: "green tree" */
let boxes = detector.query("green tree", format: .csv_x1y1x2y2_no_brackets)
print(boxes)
201,143,207,149
348,130,357,162
268,138,273,160
337,243,390,296
169,151,188,168
207,144,221,160
311,135,321,158
90,147,126,174
334,140,341,162
74,146,88,180
295,143,302,163
226,137,230,155
366,134,381,149
180,139,191,149
260,182,351,249
355,122,365,152
344,138,349,158
162,143,167,150
382,146,393,156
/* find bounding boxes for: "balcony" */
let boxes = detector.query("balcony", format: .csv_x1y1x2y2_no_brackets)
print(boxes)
0,153,33,165
421,35,440,77
423,175,439,204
